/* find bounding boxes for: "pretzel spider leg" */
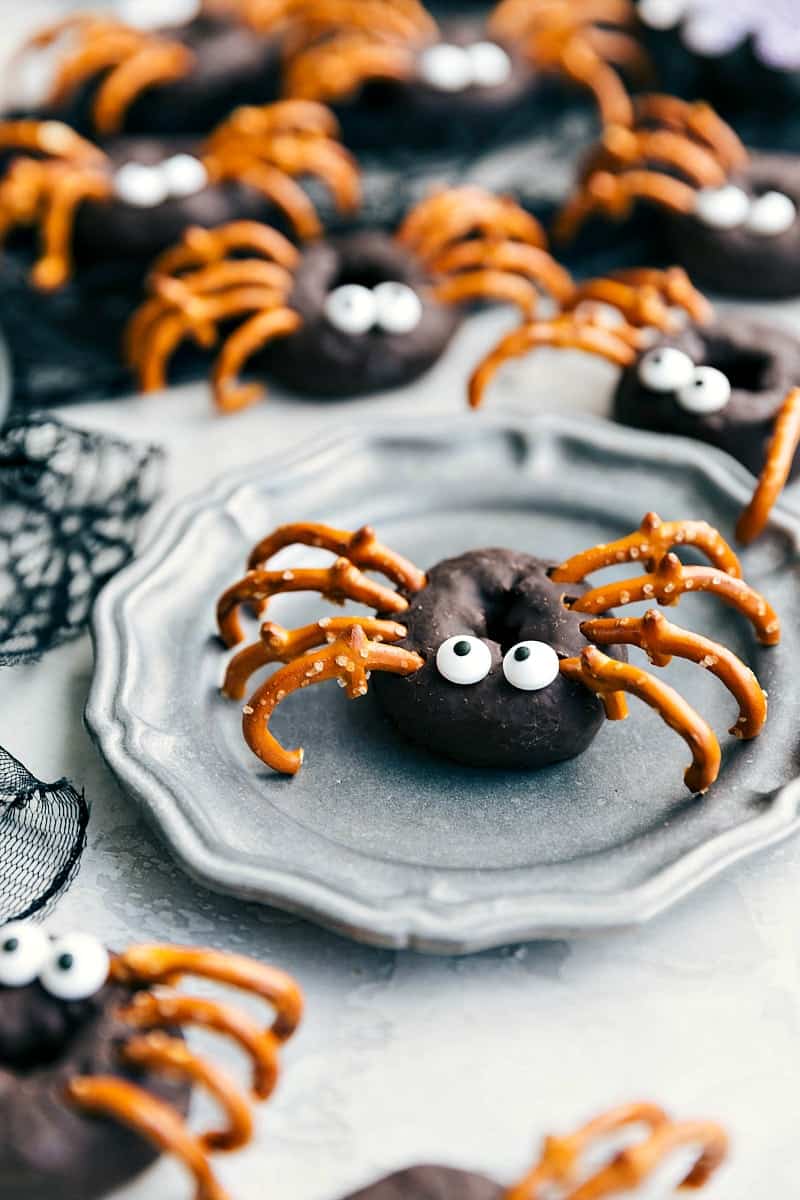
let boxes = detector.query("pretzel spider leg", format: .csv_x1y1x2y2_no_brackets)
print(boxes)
282,33,418,105
736,388,800,545
554,168,698,242
552,512,742,580
66,1076,228,1200
241,624,424,773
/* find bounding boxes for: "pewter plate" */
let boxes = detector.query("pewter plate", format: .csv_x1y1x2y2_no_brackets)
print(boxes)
86,415,800,953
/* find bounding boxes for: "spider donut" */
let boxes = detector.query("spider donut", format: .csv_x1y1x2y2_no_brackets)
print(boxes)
5,2,295,138
0,101,360,291
273,0,648,147
127,186,573,409
468,266,800,543
216,514,777,792
555,93,800,298
0,922,303,1200
339,1101,728,1199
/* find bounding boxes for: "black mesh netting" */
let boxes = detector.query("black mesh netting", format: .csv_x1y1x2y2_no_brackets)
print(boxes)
0,744,89,923
0,411,164,665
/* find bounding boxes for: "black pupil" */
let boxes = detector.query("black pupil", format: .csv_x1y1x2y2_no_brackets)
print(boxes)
695,378,704,387
453,640,472,657
514,646,531,661
2,938,18,953
57,953,74,972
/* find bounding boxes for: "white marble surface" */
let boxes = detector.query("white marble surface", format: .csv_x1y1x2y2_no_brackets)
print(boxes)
1,302,800,1199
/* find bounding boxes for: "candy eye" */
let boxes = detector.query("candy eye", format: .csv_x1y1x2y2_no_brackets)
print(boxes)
637,0,690,28
744,191,797,237
694,185,750,230
502,641,560,691
0,922,50,988
114,162,169,208
38,933,109,1002
419,43,473,92
161,153,208,199
637,347,695,392
324,284,378,335
465,41,513,88
373,281,423,334
436,635,492,685
676,366,732,414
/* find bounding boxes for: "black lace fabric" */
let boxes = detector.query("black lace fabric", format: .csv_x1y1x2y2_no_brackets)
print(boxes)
0,745,89,923
0,411,164,665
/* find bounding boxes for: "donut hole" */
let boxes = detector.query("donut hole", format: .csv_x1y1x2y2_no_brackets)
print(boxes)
699,337,774,393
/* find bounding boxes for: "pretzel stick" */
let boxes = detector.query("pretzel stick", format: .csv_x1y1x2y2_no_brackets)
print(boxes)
430,240,575,303
67,1076,228,1200
283,36,417,104
212,307,303,412
150,221,299,276
121,1033,253,1151
223,616,408,698
112,944,303,1041
601,124,728,187
551,512,741,580
568,554,780,645
736,388,800,545
606,266,714,325
560,646,721,792
246,521,427,591
0,118,107,164
565,1119,729,1198
242,625,423,773
582,611,767,738
434,270,542,316
554,169,697,242
633,94,748,170
92,42,195,135
217,559,410,647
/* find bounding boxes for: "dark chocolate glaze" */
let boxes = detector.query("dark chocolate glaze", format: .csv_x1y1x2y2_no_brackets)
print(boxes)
0,978,191,1200
373,548,624,770
663,154,800,298
33,17,282,138
342,1165,504,1200
613,316,800,478
266,231,461,398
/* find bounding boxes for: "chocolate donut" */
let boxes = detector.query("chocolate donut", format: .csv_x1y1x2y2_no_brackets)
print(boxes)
613,315,800,478
662,154,800,298
372,548,622,769
266,231,461,397
343,1166,502,1200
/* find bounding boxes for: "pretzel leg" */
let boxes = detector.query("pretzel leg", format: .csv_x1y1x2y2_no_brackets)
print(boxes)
736,388,800,545
93,43,195,136
223,616,408,698
208,160,323,240
565,1119,729,1199
121,1033,253,1151
246,521,427,589
66,1075,228,1200
560,646,721,792
550,35,633,127
118,991,283,1100
212,307,303,413
551,512,742,581
582,611,768,739
33,170,112,291
430,240,575,304
554,170,697,243
242,625,423,773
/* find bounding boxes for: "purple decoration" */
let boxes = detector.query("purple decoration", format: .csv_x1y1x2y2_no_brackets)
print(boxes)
639,0,800,71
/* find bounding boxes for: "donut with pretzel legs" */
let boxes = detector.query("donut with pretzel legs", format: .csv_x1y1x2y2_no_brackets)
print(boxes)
340,1101,728,1199
216,513,777,789
468,266,800,544
0,921,302,1200
0,101,360,292
126,185,575,409
5,2,305,138
271,0,650,147
555,93,800,299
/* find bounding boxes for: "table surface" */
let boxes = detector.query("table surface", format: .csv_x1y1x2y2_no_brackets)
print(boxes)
2,6,800,1195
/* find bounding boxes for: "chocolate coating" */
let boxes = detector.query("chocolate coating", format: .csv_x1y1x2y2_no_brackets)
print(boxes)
72,136,268,260
372,549,623,769
343,1165,503,1200
0,979,190,1200
613,316,800,478
266,231,461,397
663,154,800,298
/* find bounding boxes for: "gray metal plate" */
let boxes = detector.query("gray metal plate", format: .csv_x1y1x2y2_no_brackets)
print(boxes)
86,414,800,953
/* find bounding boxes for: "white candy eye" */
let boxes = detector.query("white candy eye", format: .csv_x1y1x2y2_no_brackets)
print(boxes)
744,191,797,237
637,347,695,392
637,0,690,29
694,185,750,230
0,923,51,988
502,641,560,691
373,281,423,334
117,0,200,28
466,41,513,88
676,366,732,414
114,162,169,208
324,284,378,335
436,635,492,685
38,933,109,1002
419,43,473,92
161,153,208,198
